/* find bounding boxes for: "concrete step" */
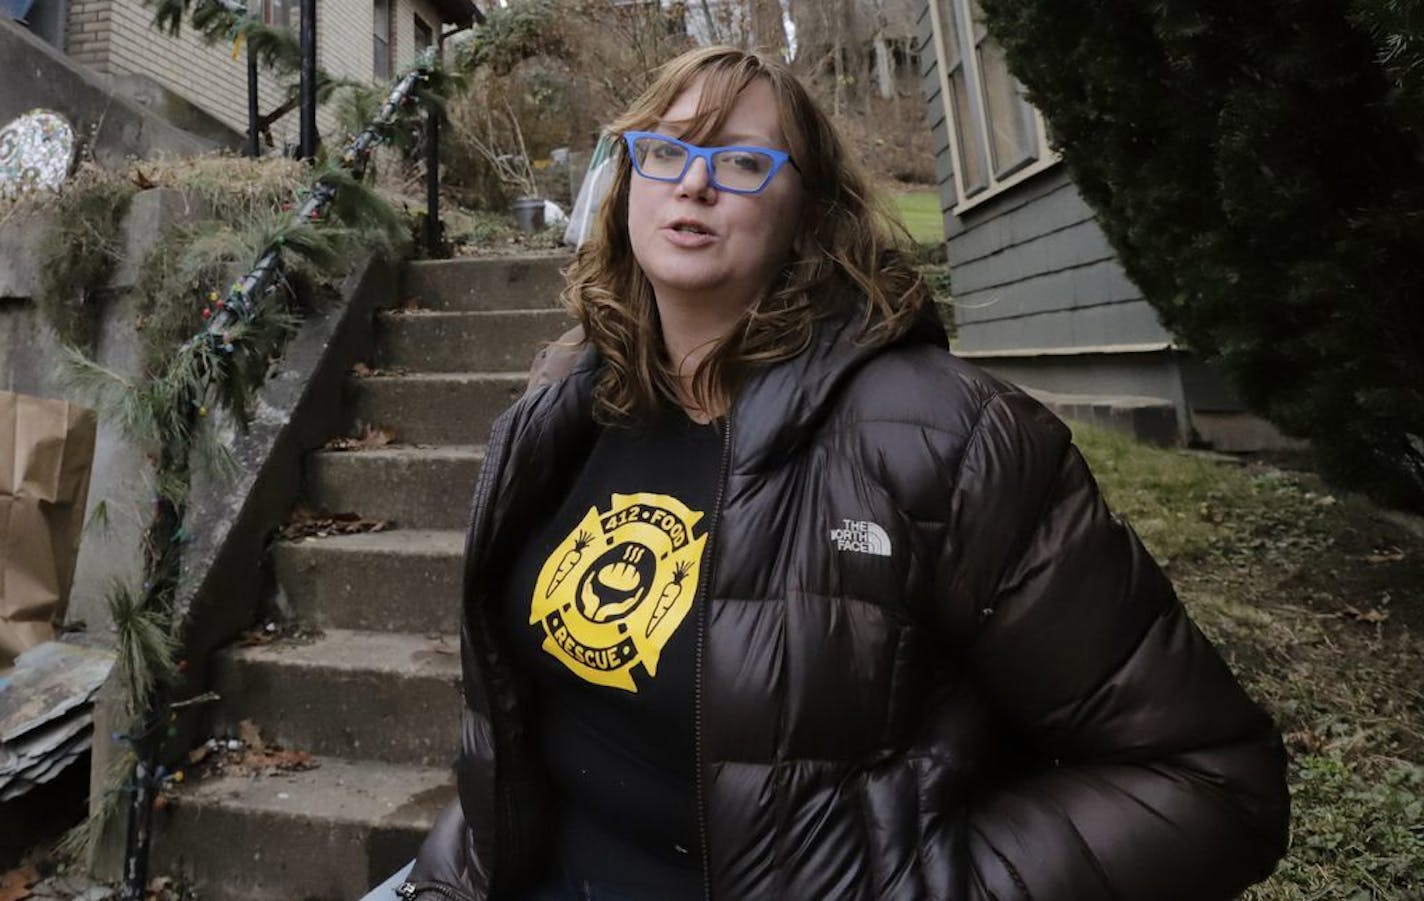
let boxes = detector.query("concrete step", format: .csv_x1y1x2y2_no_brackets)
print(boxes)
273,530,464,634
210,629,461,767
151,756,453,901
402,254,571,311
307,445,483,530
347,372,525,445
376,308,572,372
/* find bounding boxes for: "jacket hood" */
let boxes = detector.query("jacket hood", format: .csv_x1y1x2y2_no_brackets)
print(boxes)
731,304,947,472
527,300,949,472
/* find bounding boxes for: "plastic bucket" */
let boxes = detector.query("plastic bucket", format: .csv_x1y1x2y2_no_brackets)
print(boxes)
511,196,546,232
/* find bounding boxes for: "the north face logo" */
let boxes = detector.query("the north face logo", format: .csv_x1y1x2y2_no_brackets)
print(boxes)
829,519,892,556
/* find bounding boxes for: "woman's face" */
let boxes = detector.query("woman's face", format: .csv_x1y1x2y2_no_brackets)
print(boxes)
626,76,805,313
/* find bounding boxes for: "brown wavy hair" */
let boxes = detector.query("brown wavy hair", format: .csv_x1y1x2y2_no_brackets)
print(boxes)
562,45,929,424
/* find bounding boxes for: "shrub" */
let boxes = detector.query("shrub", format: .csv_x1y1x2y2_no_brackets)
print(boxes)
35,175,137,349
977,0,1424,511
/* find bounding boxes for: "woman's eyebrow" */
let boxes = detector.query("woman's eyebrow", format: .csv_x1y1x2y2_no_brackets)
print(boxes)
715,132,779,146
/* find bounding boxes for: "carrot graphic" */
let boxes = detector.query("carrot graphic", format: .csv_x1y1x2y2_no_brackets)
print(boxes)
547,530,593,598
645,560,692,638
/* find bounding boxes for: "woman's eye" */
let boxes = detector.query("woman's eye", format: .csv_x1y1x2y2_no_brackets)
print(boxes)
652,144,683,161
725,153,769,173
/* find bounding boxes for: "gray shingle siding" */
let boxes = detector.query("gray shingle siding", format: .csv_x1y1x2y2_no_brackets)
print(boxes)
932,149,1170,351
911,1,1264,438
915,0,956,208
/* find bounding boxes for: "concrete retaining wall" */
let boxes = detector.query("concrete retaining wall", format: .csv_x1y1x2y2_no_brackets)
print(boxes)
0,17,219,165
0,188,214,635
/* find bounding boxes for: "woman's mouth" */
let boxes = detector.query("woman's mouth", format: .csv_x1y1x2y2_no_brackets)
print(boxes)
663,222,717,247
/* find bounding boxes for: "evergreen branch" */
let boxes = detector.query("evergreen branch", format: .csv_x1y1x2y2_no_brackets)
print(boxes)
56,749,134,866
60,347,162,449
148,0,191,35
110,583,179,719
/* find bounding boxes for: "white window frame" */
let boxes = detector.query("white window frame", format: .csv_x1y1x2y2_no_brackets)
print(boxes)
928,0,1058,213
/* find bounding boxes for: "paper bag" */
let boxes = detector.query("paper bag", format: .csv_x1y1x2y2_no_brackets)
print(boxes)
0,390,97,669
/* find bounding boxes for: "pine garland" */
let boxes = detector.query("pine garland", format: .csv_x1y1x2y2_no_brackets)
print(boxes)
57,52,454,895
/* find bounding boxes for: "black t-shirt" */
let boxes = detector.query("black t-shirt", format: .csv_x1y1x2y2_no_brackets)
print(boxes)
499,406,722,898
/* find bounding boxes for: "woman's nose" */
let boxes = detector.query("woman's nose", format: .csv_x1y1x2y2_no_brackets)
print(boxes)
676,156,716,199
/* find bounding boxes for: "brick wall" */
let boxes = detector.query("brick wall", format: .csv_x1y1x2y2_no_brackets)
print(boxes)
65,0,113,68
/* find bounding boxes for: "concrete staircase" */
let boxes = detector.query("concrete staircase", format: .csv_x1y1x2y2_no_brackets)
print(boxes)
152,254,572,901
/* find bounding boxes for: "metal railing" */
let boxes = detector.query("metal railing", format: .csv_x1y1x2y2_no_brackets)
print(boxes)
212,0,445,255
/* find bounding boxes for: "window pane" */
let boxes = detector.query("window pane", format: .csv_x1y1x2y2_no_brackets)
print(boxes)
373,36,389,79
977,39,1038,176
969,0,988,44
950,69,987,195
373,0,390,41
935,0,961,69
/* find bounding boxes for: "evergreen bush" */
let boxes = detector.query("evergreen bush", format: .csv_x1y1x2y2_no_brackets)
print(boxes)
976,0,1424,510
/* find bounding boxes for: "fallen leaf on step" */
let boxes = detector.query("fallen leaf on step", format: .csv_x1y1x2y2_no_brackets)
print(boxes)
278,506,392,540
1364,547,1405,564
351,362,377,378
0,865,37,901
324,422,397,452
432,636,457,655
238,719,264,751
399,295,424,312
1338,606,1390,624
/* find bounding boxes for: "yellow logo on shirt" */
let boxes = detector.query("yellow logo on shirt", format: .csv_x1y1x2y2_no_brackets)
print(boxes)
530,492,706,692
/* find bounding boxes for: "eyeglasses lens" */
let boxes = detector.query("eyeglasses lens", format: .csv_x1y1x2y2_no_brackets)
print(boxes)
632,137,774,193
634,137,689,179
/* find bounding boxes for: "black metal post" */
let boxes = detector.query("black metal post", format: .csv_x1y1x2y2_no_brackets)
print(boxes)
424,107,442,256
299,0,317,160
246,43,260,157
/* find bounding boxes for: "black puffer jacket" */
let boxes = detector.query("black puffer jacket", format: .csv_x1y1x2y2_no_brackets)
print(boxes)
404,311,1290,900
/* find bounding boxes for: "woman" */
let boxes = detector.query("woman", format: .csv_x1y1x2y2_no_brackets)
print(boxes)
397,46,1289,900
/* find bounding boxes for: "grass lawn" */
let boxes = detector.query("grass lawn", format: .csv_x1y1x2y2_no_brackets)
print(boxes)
1073,422,1424,899
890,190,945,244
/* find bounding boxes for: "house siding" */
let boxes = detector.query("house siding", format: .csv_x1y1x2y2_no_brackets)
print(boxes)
913,1,955,212
913,1,1171,360
66,0,456,150
947,175,1170,352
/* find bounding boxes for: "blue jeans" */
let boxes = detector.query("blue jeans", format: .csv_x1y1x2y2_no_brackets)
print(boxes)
522,870,640,901
361,862,638,901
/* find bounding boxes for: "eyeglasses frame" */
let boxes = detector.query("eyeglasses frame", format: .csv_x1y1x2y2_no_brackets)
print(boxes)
622,130,801,196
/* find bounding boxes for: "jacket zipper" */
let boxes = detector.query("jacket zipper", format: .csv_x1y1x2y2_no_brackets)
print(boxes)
395,880,478,901
694,415,734,901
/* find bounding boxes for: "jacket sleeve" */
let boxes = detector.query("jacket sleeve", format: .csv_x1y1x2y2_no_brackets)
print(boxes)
934,392,1290,900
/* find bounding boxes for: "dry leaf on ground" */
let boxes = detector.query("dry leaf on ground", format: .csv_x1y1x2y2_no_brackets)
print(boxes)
0,865,37,901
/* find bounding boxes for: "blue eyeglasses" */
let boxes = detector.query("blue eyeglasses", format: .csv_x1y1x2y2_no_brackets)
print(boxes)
623,131,800,195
